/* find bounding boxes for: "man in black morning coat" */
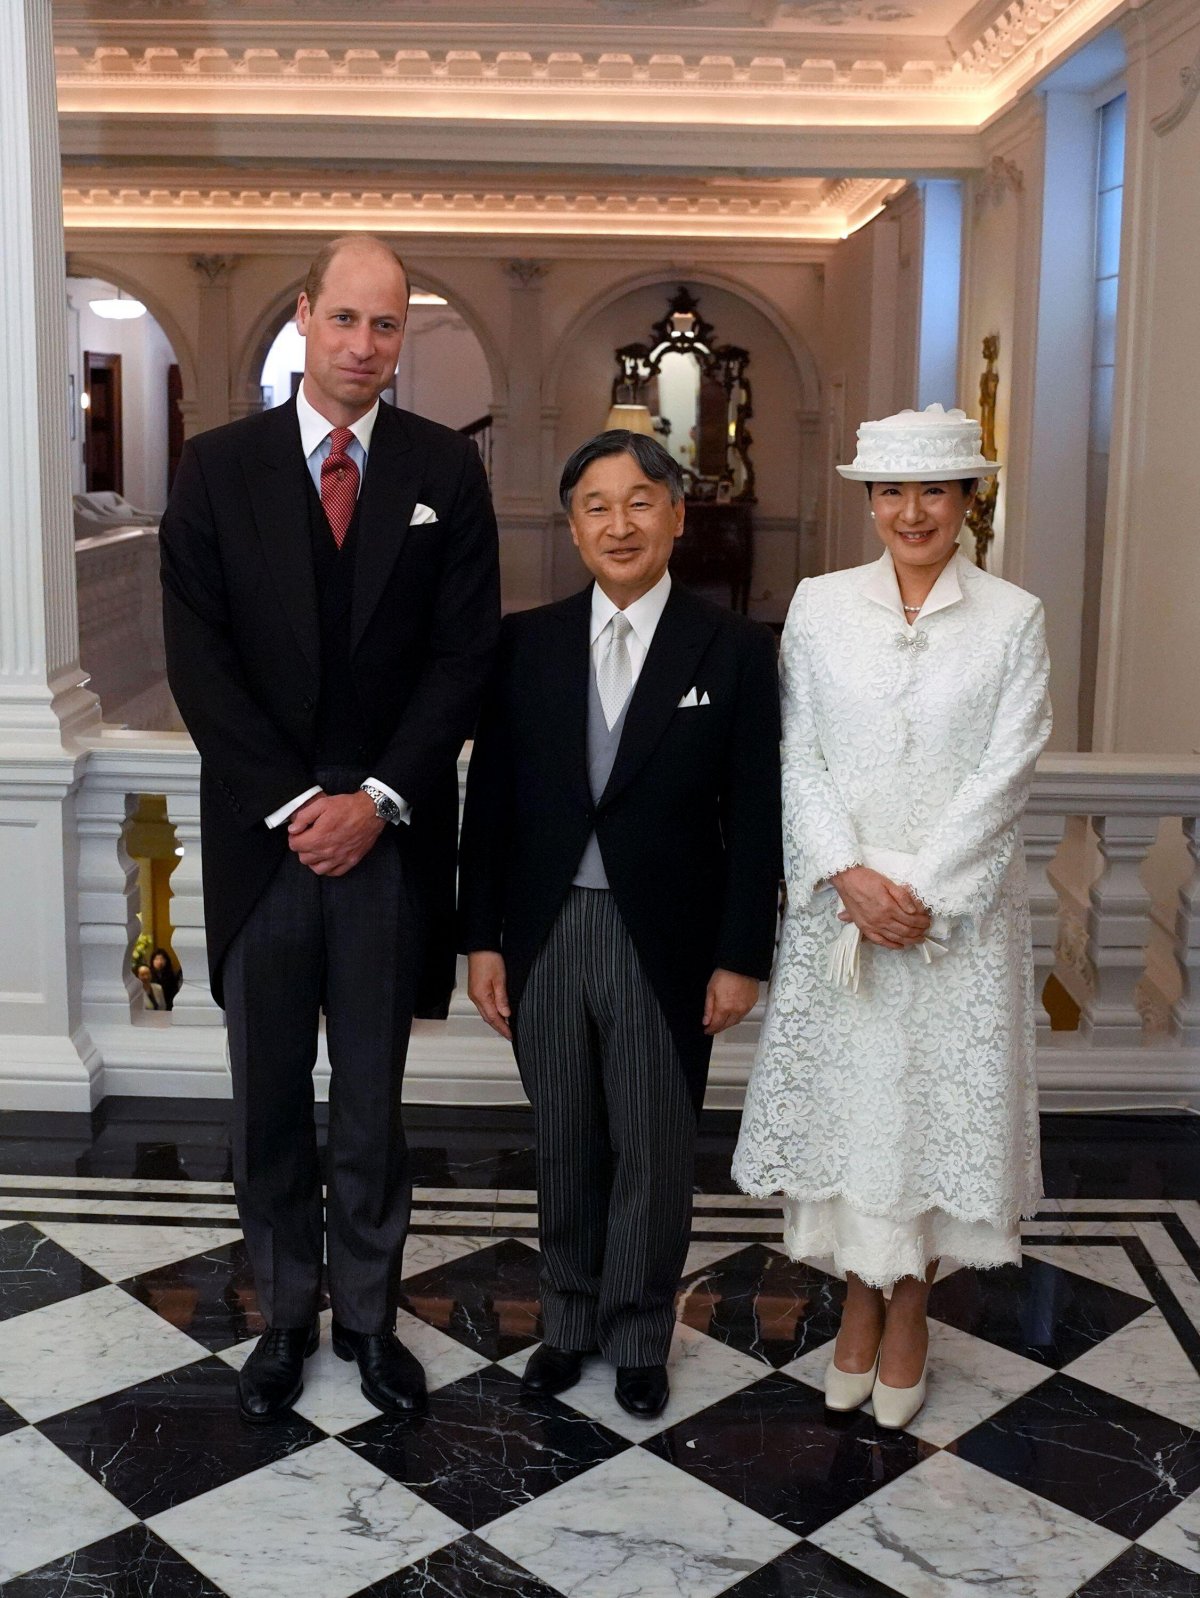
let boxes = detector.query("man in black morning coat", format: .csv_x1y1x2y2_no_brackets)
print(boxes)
459,431,781,1419
160,234,499,1422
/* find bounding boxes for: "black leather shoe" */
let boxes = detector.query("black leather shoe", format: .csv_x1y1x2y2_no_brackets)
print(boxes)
521,1343,589,1397
237,1319,319,1423
331,1322,427,1415
615,1363,669,1418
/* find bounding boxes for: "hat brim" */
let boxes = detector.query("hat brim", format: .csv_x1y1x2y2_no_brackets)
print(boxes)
836,462,1000,482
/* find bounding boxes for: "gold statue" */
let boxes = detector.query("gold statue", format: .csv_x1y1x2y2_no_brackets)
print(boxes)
966,334,1000,569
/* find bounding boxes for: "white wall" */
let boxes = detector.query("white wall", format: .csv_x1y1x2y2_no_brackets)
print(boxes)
1095,0,1200,757
66,277,176,515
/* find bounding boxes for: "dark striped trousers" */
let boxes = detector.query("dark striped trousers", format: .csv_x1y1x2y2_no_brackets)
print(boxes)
514,886,696,1367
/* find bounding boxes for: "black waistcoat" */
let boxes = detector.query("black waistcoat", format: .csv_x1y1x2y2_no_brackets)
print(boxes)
305,470,371,767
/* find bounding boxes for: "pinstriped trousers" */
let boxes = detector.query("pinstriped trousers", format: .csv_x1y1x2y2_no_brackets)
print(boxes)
514,887,697,1367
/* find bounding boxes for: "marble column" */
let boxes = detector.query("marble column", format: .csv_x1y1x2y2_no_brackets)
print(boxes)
188,254,238,435
496,260,554,609
0,0,103,1108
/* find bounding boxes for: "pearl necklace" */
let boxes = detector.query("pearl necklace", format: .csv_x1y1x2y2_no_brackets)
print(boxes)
902,604,922,614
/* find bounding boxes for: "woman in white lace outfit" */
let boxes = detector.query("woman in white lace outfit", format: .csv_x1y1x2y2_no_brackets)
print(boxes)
733,403,1052,1429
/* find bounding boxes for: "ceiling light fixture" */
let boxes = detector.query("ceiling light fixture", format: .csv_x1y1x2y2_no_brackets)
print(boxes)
90,287,147,320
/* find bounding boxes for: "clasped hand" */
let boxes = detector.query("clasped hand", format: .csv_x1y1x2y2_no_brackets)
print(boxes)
829,865,930,950
287,791,385,877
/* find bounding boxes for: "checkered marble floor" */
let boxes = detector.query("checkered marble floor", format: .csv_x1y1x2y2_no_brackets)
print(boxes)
5,1175,1200,1594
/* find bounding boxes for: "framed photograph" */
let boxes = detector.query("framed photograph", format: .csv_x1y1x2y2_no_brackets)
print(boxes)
260,383,274,408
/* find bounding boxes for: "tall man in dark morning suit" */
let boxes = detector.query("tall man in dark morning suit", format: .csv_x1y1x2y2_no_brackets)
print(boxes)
459,431,781,1418
160,235,499,1422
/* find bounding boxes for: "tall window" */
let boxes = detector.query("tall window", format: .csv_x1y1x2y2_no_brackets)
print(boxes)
1081,91,1125,745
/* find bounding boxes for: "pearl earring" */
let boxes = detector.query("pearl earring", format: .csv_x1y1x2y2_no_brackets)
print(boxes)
870,511,876,519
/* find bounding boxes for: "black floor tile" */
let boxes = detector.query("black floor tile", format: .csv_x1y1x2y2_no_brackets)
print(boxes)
1041,1113,1200,1202
37,1355,324,1519
719,1539,905,1597
0,1396,26,1439
647,1370,932,1536
120,1237,324,1352
1074,1543,1200,1595
343,1365,628,1531
927,1253,1150,1368
0,1224,107,1322
0,1522,226,1597
954,1372,1200,1541
399,1237,542,1360
349,1533,563,1596
676,1243,845,1366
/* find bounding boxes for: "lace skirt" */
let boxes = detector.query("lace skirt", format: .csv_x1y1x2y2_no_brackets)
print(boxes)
783,1195,1020,1290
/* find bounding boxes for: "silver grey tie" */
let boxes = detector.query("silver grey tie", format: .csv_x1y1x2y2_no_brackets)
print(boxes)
596,611,634,730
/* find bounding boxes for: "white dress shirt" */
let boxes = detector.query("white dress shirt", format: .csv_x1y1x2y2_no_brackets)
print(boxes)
264,385,409,830
589,569,672,694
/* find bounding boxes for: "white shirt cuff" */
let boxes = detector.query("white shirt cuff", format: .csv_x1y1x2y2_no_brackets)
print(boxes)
265,785,321,829
365,777,411,825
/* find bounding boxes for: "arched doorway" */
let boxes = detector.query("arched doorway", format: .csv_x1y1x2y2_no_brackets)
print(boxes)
259,288,492,435
66,275,185,519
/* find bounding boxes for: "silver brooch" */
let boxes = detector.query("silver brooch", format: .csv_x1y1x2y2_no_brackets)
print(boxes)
895,630,929,652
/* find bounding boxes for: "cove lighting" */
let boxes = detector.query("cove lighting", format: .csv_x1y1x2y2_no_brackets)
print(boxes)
410,291,448,306
90,290,146,320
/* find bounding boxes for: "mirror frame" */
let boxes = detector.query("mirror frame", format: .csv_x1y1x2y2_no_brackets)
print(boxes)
611,286,755,503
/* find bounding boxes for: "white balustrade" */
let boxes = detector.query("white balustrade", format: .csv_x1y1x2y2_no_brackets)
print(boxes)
1173,816,1200,1048
19,735,1197,1110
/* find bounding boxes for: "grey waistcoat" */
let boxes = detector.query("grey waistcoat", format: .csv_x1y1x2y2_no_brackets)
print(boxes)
572,664,632,890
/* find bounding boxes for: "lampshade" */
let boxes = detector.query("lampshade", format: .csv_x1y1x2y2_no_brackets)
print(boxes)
90,288,146,320
604,403,656,436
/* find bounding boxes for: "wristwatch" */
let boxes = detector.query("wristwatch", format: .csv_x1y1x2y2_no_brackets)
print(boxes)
359,780,403,826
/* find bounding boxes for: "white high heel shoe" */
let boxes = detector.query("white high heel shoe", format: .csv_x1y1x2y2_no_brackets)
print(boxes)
871,1354,928,1430
824,1349,880,1412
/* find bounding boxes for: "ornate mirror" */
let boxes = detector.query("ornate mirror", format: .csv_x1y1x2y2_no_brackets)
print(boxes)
610,287,754,502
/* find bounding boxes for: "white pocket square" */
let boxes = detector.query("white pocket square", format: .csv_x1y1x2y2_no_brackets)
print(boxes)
410,502,438,526
677,687,711,708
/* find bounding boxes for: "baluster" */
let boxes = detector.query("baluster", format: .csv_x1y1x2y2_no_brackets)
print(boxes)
1021,810,1067,1039
75,781,140,1024
1172,816,1200,1046
166,787,224,1028
1078,813,1159,1045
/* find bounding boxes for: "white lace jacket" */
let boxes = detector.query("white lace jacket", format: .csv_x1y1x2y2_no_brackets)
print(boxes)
733,551,1053,1230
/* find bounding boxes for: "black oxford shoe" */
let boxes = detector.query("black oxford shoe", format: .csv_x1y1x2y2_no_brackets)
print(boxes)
237,1319,319,1424
521,1343,590,1397
615,1363,670,1419
331,1322,427,1416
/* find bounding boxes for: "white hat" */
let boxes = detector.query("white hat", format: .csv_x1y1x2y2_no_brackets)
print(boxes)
836,402,1000,482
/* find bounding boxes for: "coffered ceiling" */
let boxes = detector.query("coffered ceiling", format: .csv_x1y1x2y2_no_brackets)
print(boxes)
53,0,1129,245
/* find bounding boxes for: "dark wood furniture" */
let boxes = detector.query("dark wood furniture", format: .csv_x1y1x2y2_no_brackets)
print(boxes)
673,500,753,614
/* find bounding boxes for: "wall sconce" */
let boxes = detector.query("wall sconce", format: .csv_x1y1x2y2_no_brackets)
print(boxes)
604,403,656,435
90,287,147,320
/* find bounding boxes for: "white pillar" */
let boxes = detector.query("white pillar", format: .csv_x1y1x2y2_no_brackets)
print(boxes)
495,260,554,609
0,0,103,1109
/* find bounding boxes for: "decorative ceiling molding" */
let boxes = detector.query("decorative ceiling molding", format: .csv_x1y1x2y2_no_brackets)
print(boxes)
59,176,905,242
1151,40,1200,137
53,42,978,91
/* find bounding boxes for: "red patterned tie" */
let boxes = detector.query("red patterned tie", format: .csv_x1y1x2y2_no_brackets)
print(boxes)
320,427,359,549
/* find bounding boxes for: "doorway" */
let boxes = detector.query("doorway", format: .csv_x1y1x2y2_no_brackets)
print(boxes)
84,351,123,494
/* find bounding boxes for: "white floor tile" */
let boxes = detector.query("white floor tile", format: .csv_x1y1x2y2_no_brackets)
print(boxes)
1022,1241,1151,1299
149,1438,461,1598
0,1426,136,1582
1139,1485,1200,1574
0,1283,206,1423
481,1446,797,1598
1066,1307,1200,1429
34,1222,243,1283
811,1450,1128,1597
